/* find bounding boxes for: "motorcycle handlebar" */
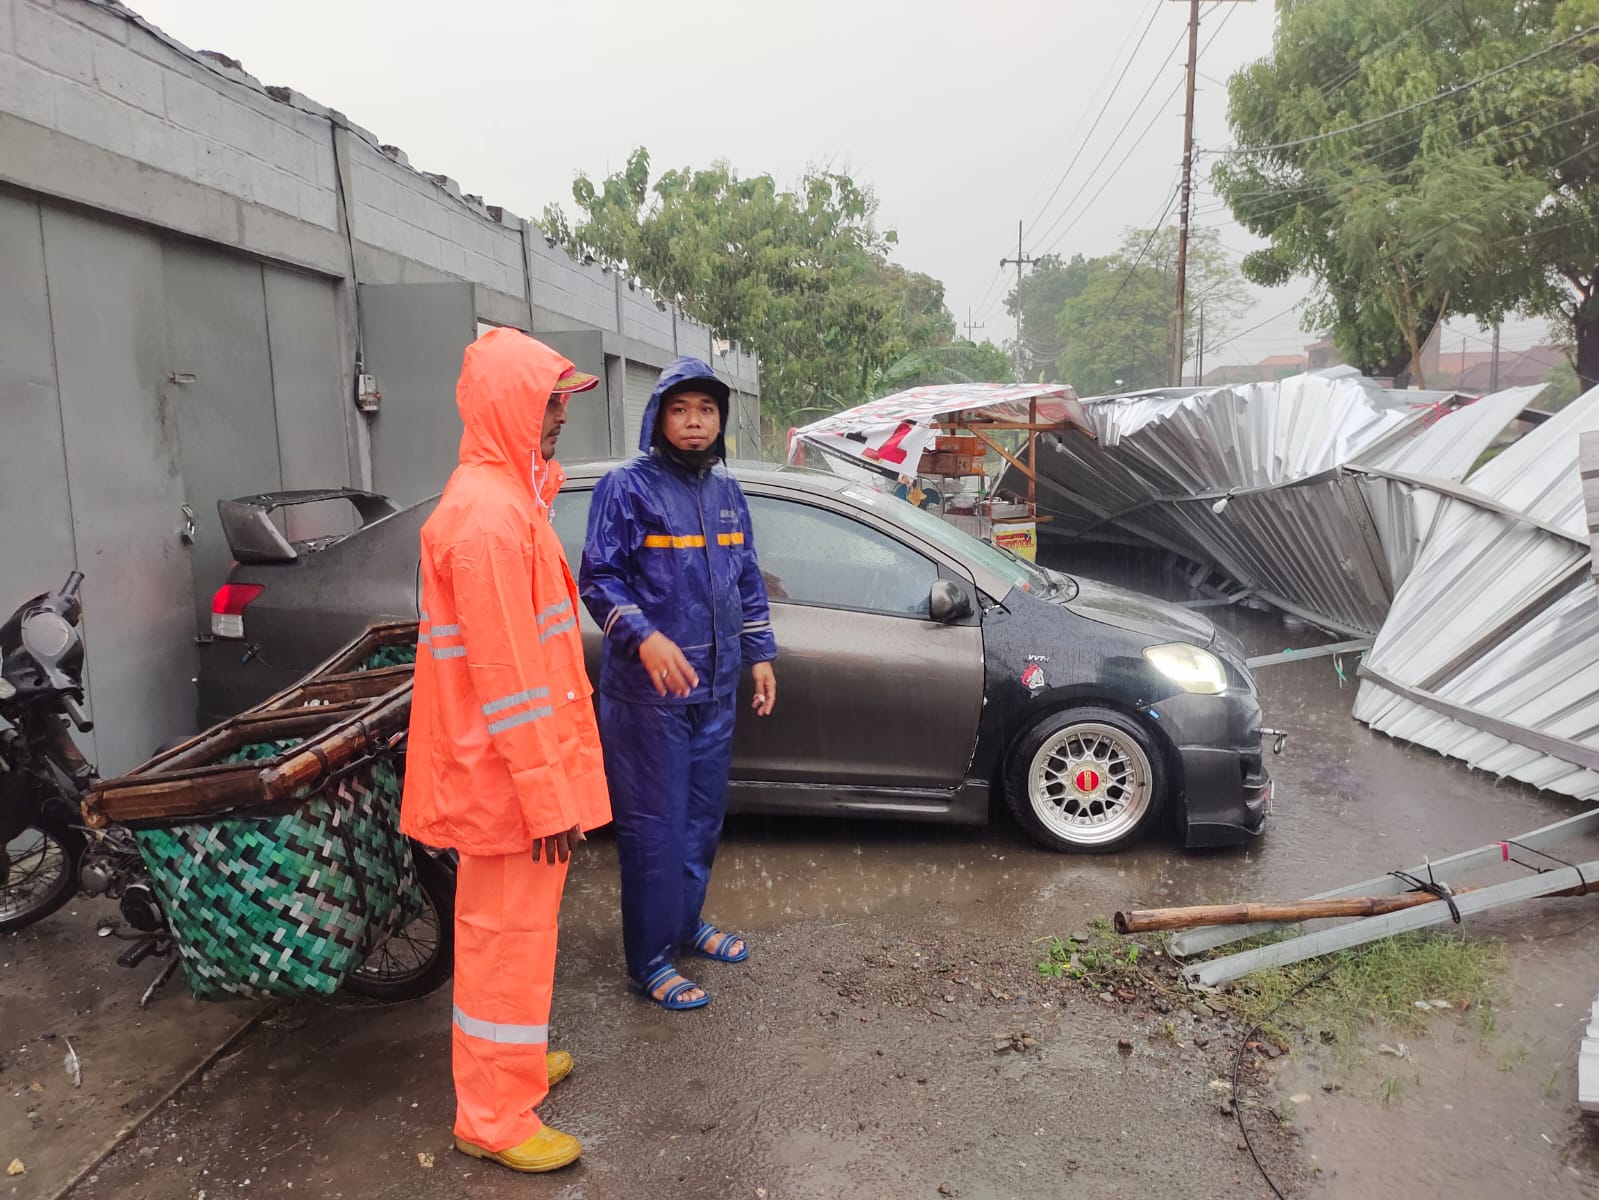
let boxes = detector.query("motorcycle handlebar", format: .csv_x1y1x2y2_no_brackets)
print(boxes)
61,692,94,733
61,571,84,602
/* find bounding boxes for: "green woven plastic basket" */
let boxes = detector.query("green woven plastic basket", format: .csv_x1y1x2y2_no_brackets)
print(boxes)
135,750,424,1000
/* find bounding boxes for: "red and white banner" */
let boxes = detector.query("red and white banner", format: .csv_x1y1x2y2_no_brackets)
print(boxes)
787,382,1091,476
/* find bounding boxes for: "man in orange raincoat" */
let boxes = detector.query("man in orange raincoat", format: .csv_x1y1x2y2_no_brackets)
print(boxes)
401,328,611,1174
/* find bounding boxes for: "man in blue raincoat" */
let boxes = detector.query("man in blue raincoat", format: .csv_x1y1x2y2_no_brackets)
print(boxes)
579,357,778,1010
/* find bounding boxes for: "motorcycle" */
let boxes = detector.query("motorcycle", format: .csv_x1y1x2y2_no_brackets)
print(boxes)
0,572,454,1004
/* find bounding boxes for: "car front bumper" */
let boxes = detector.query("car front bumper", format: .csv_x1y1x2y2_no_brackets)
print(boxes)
1150,687,1273,849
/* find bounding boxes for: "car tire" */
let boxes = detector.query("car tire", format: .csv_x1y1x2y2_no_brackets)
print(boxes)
342,844,455,1002
1004,706,1167,854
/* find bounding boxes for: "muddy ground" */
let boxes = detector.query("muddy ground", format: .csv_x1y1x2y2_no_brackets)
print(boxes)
5,553,1599,1199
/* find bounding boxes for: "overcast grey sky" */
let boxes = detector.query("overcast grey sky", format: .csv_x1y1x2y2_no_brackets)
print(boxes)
130,0,1550,368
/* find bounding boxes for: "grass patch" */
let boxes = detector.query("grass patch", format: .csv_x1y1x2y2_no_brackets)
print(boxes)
1038,920,1503,1059
1223,930,1503,1053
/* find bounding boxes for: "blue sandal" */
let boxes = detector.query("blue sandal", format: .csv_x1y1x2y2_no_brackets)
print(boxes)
627,963,710,1011
688,922,749,963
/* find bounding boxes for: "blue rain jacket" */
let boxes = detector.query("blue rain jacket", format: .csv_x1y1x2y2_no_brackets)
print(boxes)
579,357,778,706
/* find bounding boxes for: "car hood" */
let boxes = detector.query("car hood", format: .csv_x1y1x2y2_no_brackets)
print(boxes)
1060,576,1217,648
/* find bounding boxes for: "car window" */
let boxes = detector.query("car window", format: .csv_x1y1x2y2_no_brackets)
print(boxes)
841,484,1054,596
747,495,938,617
549,487,593,563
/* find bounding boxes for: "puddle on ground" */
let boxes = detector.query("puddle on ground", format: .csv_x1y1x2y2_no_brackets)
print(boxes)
549,553,1599,1200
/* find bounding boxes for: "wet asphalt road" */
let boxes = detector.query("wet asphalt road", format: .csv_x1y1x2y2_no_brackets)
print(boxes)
5,553,1599,1199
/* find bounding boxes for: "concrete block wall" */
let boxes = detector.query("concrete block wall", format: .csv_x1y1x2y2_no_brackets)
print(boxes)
0,0,757,398
6,0,339,233
527,233,619,333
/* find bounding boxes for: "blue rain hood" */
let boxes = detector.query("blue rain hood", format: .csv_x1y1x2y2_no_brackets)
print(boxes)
640,356,732,458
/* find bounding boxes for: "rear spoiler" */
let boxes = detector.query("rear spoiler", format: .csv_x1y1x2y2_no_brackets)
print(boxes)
218,489,400,564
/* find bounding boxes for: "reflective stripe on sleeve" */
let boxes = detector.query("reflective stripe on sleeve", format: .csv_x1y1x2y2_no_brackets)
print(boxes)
482,687,551,717
486,705,554,735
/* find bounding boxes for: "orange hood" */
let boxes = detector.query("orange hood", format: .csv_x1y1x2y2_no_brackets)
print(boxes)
456,328,575,508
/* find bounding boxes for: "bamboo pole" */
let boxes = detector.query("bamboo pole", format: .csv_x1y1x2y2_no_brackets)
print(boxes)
1116,877,1599,935
1116,891,1463,934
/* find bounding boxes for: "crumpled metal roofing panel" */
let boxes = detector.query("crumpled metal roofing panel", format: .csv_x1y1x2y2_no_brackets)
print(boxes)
1353,386,1599,800
1023,373,1529,634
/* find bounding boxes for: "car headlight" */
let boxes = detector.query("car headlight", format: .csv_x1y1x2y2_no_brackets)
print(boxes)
1143,643,1227,695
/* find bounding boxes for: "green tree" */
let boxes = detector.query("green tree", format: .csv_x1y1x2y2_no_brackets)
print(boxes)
1537,355,1586,410
1214,0,1599,386
1057,226,1249,396
867,339,1015,395
539,147,961,439
1003,253,1103,381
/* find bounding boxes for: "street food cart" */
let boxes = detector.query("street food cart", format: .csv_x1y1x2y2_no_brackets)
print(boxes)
785,382,1093,560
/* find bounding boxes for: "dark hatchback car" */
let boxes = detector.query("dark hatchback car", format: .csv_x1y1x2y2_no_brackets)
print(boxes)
198,464,1273,854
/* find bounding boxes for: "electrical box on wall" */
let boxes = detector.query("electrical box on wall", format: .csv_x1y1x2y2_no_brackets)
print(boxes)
355,373,381,413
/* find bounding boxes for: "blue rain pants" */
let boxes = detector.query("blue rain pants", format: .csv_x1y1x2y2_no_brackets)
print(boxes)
599,693,738,984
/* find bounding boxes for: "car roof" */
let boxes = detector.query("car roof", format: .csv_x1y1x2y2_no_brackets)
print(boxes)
559,458,857,500
557,458,1017,599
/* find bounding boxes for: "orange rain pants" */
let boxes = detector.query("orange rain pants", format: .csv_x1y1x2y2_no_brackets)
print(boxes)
452,851,568,1149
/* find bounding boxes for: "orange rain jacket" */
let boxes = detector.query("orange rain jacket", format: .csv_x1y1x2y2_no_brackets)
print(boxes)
401,330,611,856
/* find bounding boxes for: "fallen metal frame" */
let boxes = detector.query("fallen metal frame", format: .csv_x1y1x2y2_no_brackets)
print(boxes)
1168,808,1599,986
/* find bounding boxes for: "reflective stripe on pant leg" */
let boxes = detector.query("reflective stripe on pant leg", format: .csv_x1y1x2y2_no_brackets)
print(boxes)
600,696,692,984
452,850,569,1152
679,697,738,948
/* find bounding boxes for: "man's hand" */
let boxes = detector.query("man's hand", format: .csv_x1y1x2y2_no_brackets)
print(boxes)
640,632,698,697
534,823,586,866
751,661,777,716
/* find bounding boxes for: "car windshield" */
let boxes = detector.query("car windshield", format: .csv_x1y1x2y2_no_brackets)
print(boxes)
840,484,1061,597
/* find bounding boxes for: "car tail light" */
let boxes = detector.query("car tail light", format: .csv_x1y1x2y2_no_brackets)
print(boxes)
211,583,264,639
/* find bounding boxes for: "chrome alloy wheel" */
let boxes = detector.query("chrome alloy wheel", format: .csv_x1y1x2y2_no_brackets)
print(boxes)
1026,722,1153,848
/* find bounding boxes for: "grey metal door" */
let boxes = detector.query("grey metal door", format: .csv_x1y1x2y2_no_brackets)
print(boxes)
623,361,658,452
540,328,610,462
162,242,286,633
361,282,476,506
0,193,77,598
40,207,198,774
263,265,353,541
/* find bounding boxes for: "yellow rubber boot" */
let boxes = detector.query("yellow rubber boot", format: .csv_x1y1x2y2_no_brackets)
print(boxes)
455,1125,582,1173
546,1050,573,1087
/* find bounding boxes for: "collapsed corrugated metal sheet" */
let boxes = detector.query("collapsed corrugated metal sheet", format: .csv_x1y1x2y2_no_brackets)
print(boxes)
1019,370,1530,634
1582,982,1599,1116
1353,386,1599,801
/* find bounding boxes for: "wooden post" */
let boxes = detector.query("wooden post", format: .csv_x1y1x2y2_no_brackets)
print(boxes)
1027,398,1038,514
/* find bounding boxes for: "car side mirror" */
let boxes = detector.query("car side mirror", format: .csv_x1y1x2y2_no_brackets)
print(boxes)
930,579,972,624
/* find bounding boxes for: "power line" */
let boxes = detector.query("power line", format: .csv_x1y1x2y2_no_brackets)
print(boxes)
1205,301,1308,355
1206,1,1457,158
1023,0,1169,238
1189,100,1599,237
1101,183,1185,322
1036,76,1187,256
1207,25,1598,159
1036,2,1242,258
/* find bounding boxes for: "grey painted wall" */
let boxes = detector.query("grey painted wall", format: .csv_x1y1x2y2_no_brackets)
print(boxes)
0,0,761,771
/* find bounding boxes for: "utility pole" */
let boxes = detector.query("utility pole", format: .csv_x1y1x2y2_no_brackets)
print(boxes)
1490,322,1502,391
1196,303,1205,386
1170,0,1250,387
999,219,1036,381
963,307,985,343
1171,0,1202,387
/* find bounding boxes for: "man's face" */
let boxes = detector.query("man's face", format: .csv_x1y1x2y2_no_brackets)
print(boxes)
661,389,721,452
540,393,569,460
